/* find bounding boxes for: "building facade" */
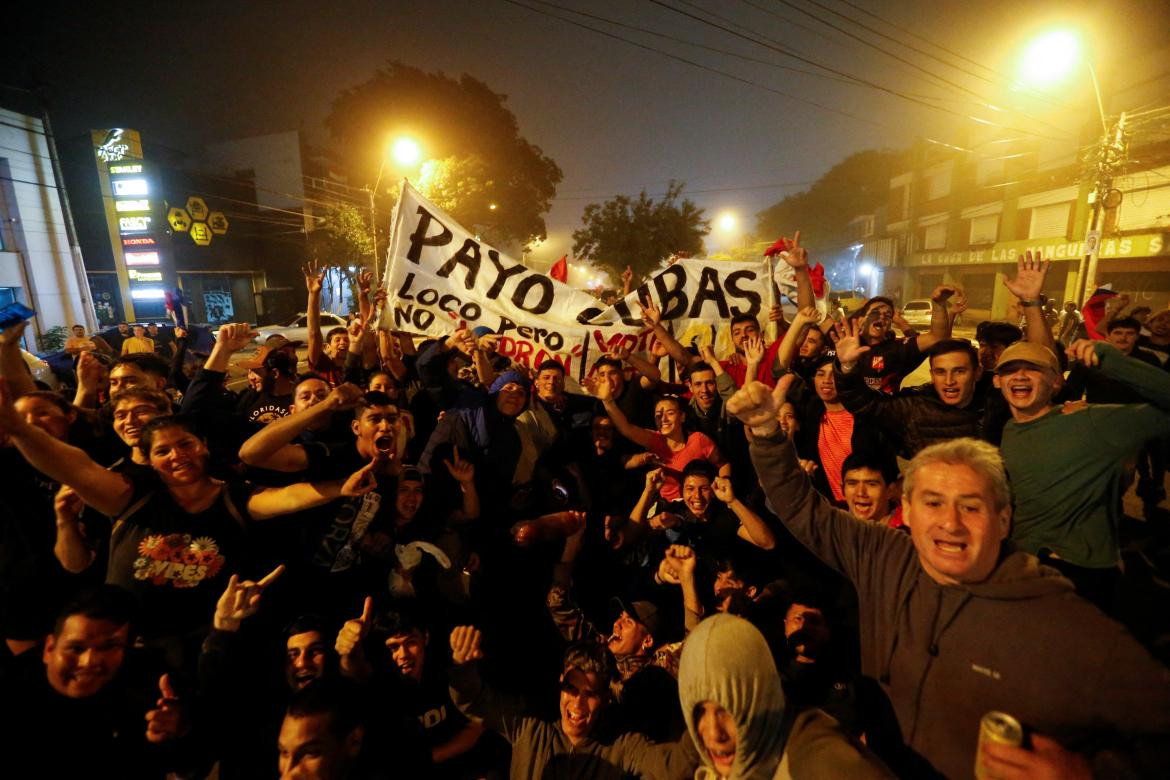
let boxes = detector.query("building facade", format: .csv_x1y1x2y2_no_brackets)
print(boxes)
0,106,94,348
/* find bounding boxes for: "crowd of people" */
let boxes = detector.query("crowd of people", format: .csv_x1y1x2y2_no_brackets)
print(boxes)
1,249,1169,780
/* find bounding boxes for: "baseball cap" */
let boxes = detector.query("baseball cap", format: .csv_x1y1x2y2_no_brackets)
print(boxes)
265,334,304,350
994,341,1060,373
239,346,274,370
610,597,663,642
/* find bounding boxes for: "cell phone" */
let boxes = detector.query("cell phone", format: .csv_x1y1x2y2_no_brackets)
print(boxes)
0,302,36,330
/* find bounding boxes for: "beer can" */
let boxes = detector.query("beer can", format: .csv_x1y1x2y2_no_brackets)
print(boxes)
975,711,1024,779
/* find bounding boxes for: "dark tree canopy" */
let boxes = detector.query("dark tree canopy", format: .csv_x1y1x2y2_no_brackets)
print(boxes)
572,181,709,283
325,61,562,247
755,150,904,251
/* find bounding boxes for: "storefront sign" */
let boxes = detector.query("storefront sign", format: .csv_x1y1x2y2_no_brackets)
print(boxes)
906,233,1169,267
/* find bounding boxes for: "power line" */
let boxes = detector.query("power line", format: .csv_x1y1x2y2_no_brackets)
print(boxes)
772,0,1071,135
551,179,816,202
499,0,909,134
646,0,1067,141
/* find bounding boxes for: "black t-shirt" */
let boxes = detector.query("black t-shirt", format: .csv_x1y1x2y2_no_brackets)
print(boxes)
236,390,294,425
658,499,742,560
858,336,923,394
107,480,255,639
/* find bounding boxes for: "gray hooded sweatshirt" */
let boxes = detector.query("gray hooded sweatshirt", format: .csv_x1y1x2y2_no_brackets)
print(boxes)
679,613,892,779
750,429,1170,778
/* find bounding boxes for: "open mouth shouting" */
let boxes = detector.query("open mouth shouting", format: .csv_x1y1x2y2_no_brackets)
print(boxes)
374,434,397,458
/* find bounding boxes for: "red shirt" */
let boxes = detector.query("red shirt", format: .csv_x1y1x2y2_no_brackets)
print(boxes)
818,409,854,501
720,338,784,388
647,431,719,502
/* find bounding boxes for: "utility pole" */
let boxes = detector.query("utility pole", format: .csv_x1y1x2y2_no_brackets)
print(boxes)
1076,112,1128,304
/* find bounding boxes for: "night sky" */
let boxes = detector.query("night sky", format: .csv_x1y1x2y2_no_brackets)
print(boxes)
6,0,1169,271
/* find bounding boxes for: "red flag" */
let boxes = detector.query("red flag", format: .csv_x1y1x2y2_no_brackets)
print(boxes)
550,254,568,283
1082,286,1117,341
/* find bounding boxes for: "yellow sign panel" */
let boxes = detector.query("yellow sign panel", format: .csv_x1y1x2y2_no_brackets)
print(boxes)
186,196,209,221
128,270,163,282
168,207,191,232
189,222,213,246
208,211,229,235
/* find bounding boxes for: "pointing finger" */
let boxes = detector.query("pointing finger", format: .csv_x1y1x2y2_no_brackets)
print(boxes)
359,596,373,625
158,673,177,702
257,564,285,588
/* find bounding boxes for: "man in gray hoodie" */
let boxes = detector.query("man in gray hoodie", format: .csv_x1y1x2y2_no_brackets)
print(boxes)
679,612,892,779
726,376,1170,779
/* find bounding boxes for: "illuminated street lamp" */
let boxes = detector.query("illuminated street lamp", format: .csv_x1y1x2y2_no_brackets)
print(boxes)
716,211,737,232
1017,28,1120,303
370,135,424,284
391,136,422,167
1017,29,1105,133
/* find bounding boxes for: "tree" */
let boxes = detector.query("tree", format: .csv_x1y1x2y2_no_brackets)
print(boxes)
755,150,903,251
572,181,709,283
325,62,562,247
307,203,375,312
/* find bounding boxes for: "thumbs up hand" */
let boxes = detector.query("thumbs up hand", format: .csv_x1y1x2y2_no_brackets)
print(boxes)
335,597,375,681
144,674,188,743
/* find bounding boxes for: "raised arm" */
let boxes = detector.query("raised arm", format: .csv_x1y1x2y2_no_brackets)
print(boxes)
53,486,97,573
448,626,526,743
611,344,662,389
781,231,816,311
72,351,105,409
917,284,957,351
237,382,365,470
443,447,480,523
777,307,820,371
472,334,499,389
303,262,326,366
594,377,656,449
1003,251,1058,354
246,460,378,521
713,476,775,550
657,545,704,632
640,298,696,370
630,468,665,527
0,321,37,398
0,379,133,515
727,377,903,583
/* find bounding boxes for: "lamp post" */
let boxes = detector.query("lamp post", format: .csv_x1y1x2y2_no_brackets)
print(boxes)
368,136,422,286
1017,30,1124,304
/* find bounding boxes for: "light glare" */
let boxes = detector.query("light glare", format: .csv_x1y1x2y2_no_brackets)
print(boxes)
392,137,422,167
1019,30,1081,87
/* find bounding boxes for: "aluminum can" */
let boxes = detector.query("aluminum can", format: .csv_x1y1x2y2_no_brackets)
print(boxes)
975,711,1024,779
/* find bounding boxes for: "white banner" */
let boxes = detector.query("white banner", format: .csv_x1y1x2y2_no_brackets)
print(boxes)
381,181,782,384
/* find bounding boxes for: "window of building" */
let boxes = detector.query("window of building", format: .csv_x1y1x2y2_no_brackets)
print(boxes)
974,158,1005,187
969,214,998,245
1117,185,1170,230
922,222,947,250
924,167,952,201
1028,202,1071,239
890,184,910,222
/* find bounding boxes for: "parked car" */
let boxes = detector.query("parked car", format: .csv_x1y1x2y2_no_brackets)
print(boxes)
254,312,348,346
900,299,933,328
22,349,61,390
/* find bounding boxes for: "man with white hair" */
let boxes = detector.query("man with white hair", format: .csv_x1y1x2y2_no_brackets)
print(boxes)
726,376,1170,779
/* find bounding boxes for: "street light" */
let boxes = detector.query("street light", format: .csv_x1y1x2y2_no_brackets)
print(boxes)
1017,29,1120,304
717,212,737,232
391,137,422,167
370,135,424,285
1018,31,1082,88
